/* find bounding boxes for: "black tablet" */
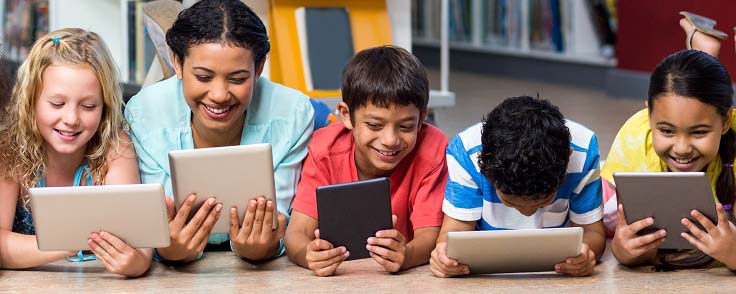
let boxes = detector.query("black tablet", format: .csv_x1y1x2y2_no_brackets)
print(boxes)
614,172,718,250
316,177,393,260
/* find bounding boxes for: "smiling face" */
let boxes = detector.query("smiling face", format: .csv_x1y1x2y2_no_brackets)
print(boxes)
173,42,263,143
35,63,103,159
650,94,732,172
339,102,423,180
496,189,556,217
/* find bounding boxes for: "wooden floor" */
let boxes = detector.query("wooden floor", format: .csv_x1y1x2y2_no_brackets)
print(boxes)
2,245,735,293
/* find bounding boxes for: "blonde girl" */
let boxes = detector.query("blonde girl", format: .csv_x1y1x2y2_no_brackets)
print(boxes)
0,28,150,277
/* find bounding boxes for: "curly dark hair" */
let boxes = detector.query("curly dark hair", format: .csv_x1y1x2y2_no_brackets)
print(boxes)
479,96,571,200
166,0,269,67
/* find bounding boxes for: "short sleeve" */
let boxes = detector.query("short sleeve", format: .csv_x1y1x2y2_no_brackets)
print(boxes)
290,145,328,220
568,134,603,225
442,134,484,221
409,156,448,229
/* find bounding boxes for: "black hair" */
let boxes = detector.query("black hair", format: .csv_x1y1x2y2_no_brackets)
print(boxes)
478,96,570,200
648,49,735,270
341,45,428,120
166,0,270,67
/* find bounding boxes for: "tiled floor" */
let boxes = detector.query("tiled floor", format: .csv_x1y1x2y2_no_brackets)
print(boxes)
428,68,645,159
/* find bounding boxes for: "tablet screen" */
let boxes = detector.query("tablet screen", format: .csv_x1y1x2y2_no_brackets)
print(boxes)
316,177,393,260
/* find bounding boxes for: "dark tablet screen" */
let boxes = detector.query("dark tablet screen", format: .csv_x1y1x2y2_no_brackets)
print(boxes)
316,177,393,260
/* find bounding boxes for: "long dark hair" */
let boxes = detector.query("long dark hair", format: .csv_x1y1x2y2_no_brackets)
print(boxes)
648,49,735,269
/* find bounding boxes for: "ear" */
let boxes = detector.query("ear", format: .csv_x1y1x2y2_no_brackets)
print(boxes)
171,52,183,80
255,58,266,80
337,102,353,130
644,100,649,109
723,109,733,135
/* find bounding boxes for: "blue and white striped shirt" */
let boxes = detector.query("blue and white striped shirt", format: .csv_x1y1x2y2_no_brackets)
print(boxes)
443,120,603,230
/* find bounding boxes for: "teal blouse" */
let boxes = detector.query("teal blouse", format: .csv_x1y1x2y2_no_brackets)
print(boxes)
124,76,314,249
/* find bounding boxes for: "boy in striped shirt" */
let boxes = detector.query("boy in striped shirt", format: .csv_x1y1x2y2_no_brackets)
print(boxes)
429,96,605,277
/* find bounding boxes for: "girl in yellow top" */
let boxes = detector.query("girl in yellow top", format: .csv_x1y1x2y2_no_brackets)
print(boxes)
602,50,736,270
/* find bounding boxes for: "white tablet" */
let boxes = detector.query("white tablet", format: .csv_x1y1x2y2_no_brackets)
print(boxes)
614,172,718,250
446,227,583,274
169,143,277,234
29,184,170,251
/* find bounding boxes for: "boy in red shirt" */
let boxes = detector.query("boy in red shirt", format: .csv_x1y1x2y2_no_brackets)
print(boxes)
286,46,448,276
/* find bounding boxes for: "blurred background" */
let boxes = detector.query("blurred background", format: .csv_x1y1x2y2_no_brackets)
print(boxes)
0,0,733,157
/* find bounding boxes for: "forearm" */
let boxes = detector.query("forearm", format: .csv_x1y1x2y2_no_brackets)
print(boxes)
582,229,606,260
0,231,69,269
402,230,439,270
436,215,476,244
285,232,312,268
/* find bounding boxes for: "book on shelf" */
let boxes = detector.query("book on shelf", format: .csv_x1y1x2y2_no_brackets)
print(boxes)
2,0,49,62
126,0,157,84
412,0,618,63
449,0,472,42
587,0,616,58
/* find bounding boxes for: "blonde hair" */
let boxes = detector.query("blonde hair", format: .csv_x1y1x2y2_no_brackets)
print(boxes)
0,28,127,205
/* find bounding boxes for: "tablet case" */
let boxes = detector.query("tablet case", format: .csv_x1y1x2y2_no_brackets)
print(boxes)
614,172,718,250
316,177,393,261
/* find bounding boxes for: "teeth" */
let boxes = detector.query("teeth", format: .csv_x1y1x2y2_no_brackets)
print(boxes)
57,130,78,136
674,158,693,164
204,105,231,114
377,150,399,156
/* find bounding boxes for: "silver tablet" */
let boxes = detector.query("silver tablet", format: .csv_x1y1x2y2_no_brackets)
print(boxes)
446,227,583,274
169,143,277,234
614,172,717,250
30,184,170,251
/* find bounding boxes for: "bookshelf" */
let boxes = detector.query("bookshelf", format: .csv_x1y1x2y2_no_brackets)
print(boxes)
413,0,617,67
1,0,456,108
48,0,128,78
47,0,157,84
